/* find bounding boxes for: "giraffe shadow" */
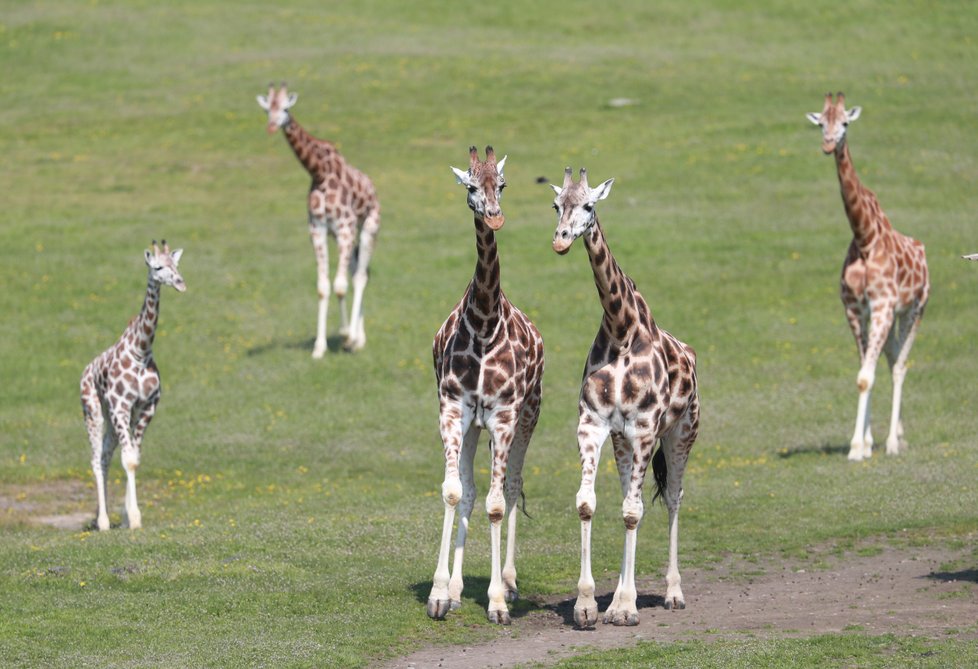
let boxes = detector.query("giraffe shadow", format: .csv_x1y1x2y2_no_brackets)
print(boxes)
925,569,978,583
246,335,349,357
777,442,850,459
409,578,545,620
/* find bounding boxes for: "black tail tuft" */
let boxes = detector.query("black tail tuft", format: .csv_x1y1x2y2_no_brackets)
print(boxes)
519,490,532,519
650,444,667,505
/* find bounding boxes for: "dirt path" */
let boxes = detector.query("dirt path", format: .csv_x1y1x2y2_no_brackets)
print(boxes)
381,543,977,668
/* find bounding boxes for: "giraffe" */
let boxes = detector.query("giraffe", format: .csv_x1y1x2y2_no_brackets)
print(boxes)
257,83,380,356
807,92,930,461
80,241,186,531
427,146,545,625
550,167,699,628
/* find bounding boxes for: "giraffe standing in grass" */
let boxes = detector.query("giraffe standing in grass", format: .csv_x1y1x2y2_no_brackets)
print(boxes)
257,83,380,355
427,147,544,625
807,92,929,461
551,167,699,628
81,241,186,531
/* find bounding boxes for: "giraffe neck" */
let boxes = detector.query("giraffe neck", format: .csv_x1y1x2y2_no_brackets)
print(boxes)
131,277,161,359
282,117,335,177
464,215,502,340
834,141,886,251
583,216,649,344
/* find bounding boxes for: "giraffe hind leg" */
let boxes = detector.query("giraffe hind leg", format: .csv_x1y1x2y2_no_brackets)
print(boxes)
660,399,698,611
82,382,114,532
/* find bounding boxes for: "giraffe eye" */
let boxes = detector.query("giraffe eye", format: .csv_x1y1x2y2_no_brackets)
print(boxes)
467,186,477,194
583,203,593,212
552,203,559,211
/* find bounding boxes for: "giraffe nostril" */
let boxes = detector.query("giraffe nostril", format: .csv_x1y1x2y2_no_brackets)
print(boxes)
561,230,569,239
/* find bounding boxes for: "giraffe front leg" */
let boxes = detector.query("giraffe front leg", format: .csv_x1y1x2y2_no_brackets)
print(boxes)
850,302,894,461
447,424,479,610
333,219,356,348
308,219,330,359
428,405,469,620
885,310,922,455
485,422,517,625
111,407,141,529
574,418,610,629
345,209,380,351
604,433,641,626
82,387,112,531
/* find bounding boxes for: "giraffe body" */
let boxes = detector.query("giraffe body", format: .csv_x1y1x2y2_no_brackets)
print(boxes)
80,241,185,531
427,147,544,625
551,168,699,628
258,84,380,356
808,93,929,461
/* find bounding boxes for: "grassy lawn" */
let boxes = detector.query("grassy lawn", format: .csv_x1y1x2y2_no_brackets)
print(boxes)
1,1,977,666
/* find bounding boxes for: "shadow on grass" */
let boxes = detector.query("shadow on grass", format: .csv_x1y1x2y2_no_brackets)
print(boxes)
778,442,850,459
926,569,978,583
409,578,545,620
246,335,349,357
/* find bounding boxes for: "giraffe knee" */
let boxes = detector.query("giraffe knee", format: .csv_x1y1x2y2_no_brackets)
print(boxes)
857,368,875,392
317,277,331,300
442,478,463,507
576,489,596,521
333,274,348,298
121,451,140,472
486,489,505,523
622,499,644,530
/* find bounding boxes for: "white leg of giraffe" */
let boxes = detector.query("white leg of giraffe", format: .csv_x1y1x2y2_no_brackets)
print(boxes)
501,414,533,602
486,419,517,625
333,218,355,343
308,221,330,359
428,403,473,619
845,307,871,461
574,416,611,628
345,209,379,351
111,406,141,529
83,387,112,532
885,308,922,455
447,423,479,609
662,406,697,611
850,304,892,461
603,433,634,622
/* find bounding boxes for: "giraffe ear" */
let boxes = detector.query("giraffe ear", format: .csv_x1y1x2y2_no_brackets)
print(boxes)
846,106,862,123
590,178,614,203
144,249,154,266
495,155,507,177
806,112,822,126
170,249,183,265
451,166,472,187
286,92,298,108
550,184,563,196
256,95,270,111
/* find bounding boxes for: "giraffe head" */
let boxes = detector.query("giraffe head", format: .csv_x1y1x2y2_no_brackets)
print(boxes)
450,145,507,230
144,240,186,293
807,91,862,154
256,82,298,135
550,167,614,254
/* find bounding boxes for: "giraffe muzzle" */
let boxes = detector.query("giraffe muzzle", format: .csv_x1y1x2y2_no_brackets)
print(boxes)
484,214,505,230
267,123,279,134
553,232,573,255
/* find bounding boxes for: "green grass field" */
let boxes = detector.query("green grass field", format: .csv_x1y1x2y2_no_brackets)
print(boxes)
2,1,977,666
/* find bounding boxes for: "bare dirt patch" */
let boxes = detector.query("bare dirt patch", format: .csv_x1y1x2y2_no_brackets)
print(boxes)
381,542,977,668
0,479,92,530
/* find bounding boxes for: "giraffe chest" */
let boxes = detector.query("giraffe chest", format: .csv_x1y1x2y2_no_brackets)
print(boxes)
93,351,161,406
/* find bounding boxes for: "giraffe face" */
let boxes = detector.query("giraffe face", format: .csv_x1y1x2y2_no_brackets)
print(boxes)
550,167,614,254
451,146,507,230
807,92,861,154
144,241,187,293
257,84,298,134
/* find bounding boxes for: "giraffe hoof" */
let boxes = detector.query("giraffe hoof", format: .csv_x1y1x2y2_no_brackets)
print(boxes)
426,598,452,620
604,610,640,626
487,609,511,625
96,516,110,532
342,336,365,352
664,596,685,610
504,587,519,603
573,604,598,629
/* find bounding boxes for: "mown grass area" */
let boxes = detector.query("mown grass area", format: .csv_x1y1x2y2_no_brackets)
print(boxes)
1,1,977,666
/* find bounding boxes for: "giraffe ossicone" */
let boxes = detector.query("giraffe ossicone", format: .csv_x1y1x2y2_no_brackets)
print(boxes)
258,83,381,356
80,240,186,531
427,146,544,625
807,92,929,461
551,167,699,628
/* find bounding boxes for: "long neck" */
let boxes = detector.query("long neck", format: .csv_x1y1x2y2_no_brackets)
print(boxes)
583,217,649,343
282,117,334,176
464,216,502,339
132,277,161,358
834,141,885,250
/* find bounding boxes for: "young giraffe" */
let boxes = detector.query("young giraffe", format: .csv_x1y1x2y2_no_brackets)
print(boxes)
807,92,929,461
427,146,545,625
551,167,699,628
80,241,186,531
257,83,380,356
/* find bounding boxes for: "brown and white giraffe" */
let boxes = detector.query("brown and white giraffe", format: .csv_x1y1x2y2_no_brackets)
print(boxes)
551,167,699,628
257,83,380,356
807,93,929,461
80,241,186,531
427,146,545,625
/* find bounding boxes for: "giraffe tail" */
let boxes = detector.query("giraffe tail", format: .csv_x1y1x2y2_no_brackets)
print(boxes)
519,490,532,519
650,443,667,505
